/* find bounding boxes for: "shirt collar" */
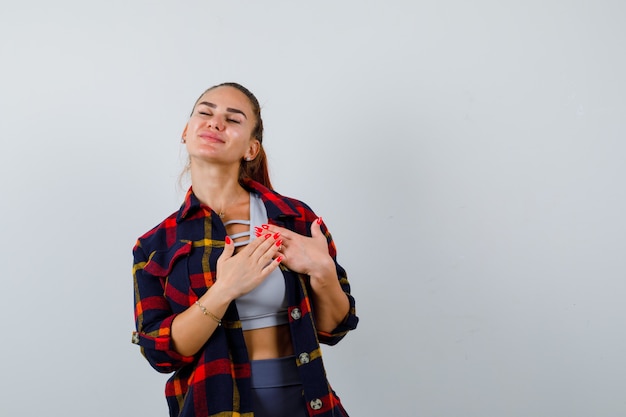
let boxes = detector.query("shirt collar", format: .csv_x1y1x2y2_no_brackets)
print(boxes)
176,188,202,222
176,179,300,223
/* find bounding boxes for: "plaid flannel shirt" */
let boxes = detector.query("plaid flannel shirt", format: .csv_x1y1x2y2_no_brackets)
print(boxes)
132,179,358,417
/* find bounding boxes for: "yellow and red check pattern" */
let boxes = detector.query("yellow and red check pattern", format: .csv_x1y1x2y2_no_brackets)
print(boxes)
132,179,358,417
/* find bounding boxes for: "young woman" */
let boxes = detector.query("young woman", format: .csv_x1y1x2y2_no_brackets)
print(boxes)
132,82,358,417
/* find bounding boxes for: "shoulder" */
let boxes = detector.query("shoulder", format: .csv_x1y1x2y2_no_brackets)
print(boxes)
263,190,319,236
134,188,203,254
133,210,181,254
270,189,316,214
245,179,317,221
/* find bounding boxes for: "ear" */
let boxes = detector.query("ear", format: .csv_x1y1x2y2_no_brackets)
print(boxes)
245,139,261,160
181,124,189,141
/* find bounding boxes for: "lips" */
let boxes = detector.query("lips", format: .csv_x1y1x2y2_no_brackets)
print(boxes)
198,131,225,143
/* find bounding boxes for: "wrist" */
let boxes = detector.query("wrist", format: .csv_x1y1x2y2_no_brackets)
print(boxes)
202,280,235,307
194,300,222,325
308,256,338,285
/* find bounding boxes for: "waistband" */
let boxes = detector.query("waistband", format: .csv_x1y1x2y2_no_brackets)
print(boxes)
250,355,301,388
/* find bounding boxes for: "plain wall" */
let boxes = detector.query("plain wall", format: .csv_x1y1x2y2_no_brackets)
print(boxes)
1,1,625,416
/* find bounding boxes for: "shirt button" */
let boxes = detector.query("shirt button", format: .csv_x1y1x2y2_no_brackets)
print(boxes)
299,352,310,364
291,308,302,320
309,398,323,410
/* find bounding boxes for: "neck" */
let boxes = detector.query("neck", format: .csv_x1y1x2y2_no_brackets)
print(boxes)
190,160,246,213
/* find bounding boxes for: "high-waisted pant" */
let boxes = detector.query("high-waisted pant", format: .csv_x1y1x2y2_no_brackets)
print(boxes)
250,355,308,417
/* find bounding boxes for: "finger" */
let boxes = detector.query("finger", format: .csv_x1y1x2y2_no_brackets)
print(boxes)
253,226,273,239
310,217,324,239
250,242,281,273
250,232,282,259
218,235,235,263
239,230,271,256
254,254,284,283
263,253,285,274
254,224,288,238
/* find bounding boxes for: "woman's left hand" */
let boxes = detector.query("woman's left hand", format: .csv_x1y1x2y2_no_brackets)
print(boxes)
257,218,335,280
261,218,350,332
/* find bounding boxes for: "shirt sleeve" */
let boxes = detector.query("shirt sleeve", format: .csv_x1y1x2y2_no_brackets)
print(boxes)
132,240,195,373
316,222,359,346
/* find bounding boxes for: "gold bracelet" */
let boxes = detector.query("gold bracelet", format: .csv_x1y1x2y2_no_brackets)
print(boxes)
194,301,222,326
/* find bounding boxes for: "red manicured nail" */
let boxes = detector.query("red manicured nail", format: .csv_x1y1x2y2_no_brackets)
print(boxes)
317,217,323,225
255,232,262,237
262,224,270,229
273,232,281,239
276,256,283,263
264,233,272,239
254,226,263,233
225,236,232,244
275,239,283,247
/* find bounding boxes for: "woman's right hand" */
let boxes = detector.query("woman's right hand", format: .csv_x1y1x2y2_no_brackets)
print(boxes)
213,232,283,301
171,233,281,357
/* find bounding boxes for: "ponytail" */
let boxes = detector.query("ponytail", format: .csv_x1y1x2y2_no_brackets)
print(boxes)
239,145,272,190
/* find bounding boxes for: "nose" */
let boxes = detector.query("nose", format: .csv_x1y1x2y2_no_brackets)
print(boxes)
209,117,225,131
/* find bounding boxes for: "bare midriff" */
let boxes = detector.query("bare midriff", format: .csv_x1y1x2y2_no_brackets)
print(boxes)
243,324,294,360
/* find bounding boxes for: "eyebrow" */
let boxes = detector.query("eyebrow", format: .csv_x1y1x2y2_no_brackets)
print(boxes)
197,101,247,119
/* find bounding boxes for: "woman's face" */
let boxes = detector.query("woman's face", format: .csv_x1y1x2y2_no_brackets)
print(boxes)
183,86,259,166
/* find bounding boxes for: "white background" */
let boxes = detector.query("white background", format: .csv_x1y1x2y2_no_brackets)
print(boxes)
1,1,625,416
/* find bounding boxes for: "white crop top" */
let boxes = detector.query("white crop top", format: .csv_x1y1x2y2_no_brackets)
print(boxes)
230,194,289,331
